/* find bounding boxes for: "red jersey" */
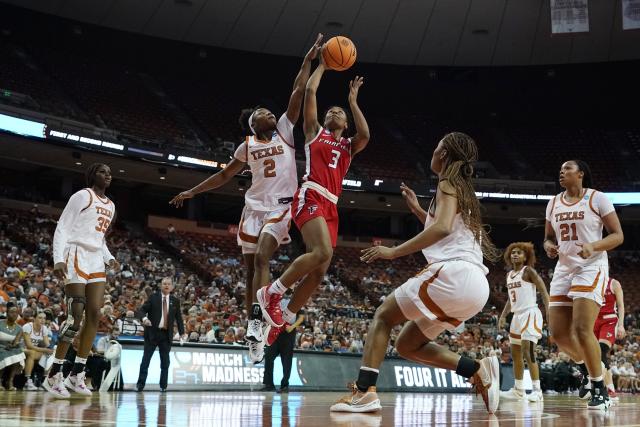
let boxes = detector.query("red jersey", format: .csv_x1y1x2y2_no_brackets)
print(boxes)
303,128,352,198
599,278,617,317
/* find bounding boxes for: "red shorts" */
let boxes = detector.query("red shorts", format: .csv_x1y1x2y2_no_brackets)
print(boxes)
291,187,339,247
593,316,617,346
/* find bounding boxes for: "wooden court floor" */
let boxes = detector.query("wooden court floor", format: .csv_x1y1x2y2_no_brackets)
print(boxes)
1,390,639,426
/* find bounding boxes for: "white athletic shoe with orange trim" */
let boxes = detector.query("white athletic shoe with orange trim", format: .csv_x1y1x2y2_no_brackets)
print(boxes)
330,384,382,413
470,355,500,413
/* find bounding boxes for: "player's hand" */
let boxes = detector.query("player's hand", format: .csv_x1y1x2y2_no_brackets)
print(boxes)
498,317,506,330
400,182,420,212
348,76,364,105
304,33,323,61
543,240,559,259
143,318,152,327
616,324,626,340
360,245,395,263
576,242,594,259
53,262,68,280
108,259,120,271
169,190,195,208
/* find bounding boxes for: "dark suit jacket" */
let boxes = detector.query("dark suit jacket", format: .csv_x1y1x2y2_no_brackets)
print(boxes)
139,292,184,343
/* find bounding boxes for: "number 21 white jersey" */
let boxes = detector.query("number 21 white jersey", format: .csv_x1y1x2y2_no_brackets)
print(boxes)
545,189,615,269
234,114,298,211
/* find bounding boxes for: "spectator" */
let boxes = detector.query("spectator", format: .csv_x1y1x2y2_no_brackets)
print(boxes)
22,312,53,390
0,303,25,390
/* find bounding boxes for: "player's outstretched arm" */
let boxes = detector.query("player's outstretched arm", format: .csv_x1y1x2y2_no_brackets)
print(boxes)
169,159,246,208
303,53,327,141
400,182,427,224
360,181,456,263
348,76,370,156
286,33,323,125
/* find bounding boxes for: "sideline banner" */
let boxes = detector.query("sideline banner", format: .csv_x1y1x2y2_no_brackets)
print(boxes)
119,341,473,392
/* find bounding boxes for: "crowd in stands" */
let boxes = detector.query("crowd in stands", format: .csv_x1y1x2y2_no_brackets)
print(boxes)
1,206,640,393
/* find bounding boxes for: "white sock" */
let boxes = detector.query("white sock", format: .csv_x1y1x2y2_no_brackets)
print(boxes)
575,360,584,364
589,375,603,382
282,307,296,324
267,279,287,295
533,380,541,391
53,357,66,365
360,366,379,373
74,356,88,364
515,379,524,390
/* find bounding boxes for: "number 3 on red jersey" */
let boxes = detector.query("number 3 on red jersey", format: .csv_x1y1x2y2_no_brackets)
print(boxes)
329,150,341,169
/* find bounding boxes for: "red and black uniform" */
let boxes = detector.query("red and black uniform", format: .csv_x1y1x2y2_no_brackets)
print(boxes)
594,278,618,346
292,127,351,247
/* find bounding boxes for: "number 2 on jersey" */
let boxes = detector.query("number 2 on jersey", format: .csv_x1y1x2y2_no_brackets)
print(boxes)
559,223,578,241
328,150,341,169
96,217,111,233
263,159,276,178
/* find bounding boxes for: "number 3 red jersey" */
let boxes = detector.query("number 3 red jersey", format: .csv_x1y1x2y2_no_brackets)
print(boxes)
302,127,352,199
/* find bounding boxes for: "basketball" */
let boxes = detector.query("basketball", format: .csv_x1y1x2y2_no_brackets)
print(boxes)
322,36,357,71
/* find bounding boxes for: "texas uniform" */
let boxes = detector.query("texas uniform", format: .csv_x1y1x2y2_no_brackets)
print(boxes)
506,267,543,345
394,197,490,339
546,189,615,307
53,188,115,284
233,114,297,254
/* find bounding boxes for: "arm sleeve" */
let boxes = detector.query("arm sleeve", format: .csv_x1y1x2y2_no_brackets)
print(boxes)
53,191,88,264
233,141,248,162
595,192,615,218
277,114,295,148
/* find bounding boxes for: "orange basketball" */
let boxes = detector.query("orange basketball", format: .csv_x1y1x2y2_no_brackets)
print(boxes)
322,36,357,71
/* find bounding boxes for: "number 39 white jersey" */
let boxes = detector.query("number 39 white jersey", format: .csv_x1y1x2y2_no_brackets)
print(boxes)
545,189,615,269
234,114,298,211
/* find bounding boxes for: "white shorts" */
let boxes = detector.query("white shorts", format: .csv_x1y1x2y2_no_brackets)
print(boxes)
237,206,292,254
509,307,543,345
549,264,608,307
394,260,489,340
64,244,106,285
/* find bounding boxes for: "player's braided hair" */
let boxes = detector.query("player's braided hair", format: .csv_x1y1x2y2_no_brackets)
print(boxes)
86,163,107,188
440,132,500,262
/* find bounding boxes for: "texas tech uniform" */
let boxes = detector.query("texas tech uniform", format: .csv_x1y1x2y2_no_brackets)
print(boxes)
546,189,615,307
506,267,543,345
292,127,351,247
594,278,618,346
53,188,115,284
394,197,490,340
233,114,297,254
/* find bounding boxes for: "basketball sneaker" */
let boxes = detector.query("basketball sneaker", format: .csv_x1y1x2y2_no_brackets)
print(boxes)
608,388,619,402
257,286,284,328
43,372,71,399
23,378,38,391
246,318,264,343
500,388,525,400
266,323,286,346
527,390,544,402
330,383,382,413
578,375,592,400
64,371,92,396
470,355,500,414
249,323,271,364
587,385,611,410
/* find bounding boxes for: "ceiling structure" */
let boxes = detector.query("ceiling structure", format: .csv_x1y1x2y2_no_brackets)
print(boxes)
2,0,639,66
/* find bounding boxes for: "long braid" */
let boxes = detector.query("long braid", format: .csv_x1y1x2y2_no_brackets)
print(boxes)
440,132,500,262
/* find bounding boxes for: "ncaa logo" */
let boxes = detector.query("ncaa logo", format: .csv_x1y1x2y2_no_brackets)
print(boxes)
308,205,318,215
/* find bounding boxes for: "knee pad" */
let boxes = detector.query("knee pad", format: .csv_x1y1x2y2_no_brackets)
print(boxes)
60,296,86,343
600,342,611,369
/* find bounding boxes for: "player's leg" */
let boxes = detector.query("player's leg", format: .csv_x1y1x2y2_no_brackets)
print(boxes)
503,312,525,400
258,216,332,327
65,281,106,395
330,294,407,413
549,306,582,361
23,349,42,390
243,253,256,312
599,339,616,398
45,282,85,398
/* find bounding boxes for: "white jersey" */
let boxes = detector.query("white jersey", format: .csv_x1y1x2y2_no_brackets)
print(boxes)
545,189,615,270
421,199,489,274
234,114,297,211
506,267,537,313
53,188,116,264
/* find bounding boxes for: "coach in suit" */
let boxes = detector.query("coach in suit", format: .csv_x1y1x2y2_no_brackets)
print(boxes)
136,277,186,392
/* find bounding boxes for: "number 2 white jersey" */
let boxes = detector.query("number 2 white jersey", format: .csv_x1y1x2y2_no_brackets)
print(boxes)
234,114,298,211
53,188,115,264
506,267,537,313
545,189,615,270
